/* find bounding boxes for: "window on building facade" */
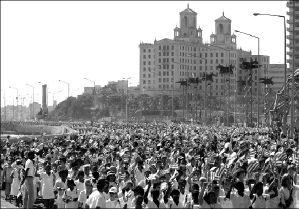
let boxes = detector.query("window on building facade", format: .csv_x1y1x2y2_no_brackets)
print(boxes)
143,49,146,53
148,80,151,84
143,61,146,65
143,74,146,78
158,72,161,76
171,71,174,76
163,72,166,76
210,66,213,71
171,52,174,56
172,65,174,69
159,52,161,56
143,80,146,84
159,78,161,82
143,55,146,59
148,67,151,72
148,74,151,78
143,67,146,72
216,53,218,57
148,55,151,58
221,52,224,57
159,85,161,89
148,61,151,65
205,53,207,58
159,46,161,50
216,59,218,64
148,49,151,53
221,59,224,64
210,60,213,64
171,45,174,50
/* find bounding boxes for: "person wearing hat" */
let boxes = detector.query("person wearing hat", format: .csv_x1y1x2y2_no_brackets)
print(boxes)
63,179,79,208
106,187,122,208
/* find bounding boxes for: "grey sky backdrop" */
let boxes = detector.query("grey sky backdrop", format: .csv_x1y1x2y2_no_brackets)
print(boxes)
1,1,288,106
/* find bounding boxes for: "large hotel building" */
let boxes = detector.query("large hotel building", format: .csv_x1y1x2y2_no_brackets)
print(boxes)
139,5,269,111
287,0,299,70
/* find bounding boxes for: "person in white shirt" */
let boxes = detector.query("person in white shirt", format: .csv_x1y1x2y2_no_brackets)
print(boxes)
39,164,55,209
75,170,86,195
63,179,79,209
85,179,109,209
21,151,36,209
106,187,123,208
229,182,251,209
78,179,93,209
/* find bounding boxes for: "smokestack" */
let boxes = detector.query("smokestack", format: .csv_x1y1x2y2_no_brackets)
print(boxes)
42,84,48,116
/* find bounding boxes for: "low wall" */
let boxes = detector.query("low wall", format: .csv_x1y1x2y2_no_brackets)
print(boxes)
1,121,75,135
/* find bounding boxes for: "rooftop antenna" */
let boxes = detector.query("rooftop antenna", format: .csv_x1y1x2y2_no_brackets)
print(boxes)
187,3,189,9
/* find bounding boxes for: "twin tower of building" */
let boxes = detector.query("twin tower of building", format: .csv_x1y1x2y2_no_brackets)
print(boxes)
139,4,247,95
173,4,236,47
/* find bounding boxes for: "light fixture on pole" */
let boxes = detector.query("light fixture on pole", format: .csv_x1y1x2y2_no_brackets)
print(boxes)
123,77,131,123
26,84,35,120
58,80,70,99
235,30,260,128
84,78,96,95
207,44,234,126
9,86,19,121
253,13,286,97
186,54,208,125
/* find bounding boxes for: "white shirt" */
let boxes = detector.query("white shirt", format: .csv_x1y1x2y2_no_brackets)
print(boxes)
40,172,55,199
230,192,251,209
75,180,85,196
106,199,123,208
25,159,35,177
78,190,88,208
63,187,79,209
86,190,106,209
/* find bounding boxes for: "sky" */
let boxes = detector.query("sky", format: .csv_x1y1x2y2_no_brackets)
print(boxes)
1,1,288,106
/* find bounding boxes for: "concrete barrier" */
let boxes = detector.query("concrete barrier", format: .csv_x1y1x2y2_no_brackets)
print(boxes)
1,121,75,135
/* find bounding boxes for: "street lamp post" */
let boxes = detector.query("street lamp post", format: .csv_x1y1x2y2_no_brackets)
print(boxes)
123,77,131,123
235,30,260,128
9,86,19,121
58,80,70,99
208,44,233,126
186,54,208,125
84,78,96,95
253,13,286,95
26,84,35,119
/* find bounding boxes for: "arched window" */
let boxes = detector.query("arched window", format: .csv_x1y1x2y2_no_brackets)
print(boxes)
218,24,224,34
184,16,188,27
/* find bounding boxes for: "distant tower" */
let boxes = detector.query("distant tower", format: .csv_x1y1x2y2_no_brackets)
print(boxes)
42,84,48,117
174,4,203,43
211,12,236,48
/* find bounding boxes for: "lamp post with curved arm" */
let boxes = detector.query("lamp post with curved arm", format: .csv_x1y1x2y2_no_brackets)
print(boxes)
9,86,19,121
58,80,70,99
123,77,131,123
207,44,234,126
26,84,35,119
84,78,96,95
235,30,260,128
186,53,209,125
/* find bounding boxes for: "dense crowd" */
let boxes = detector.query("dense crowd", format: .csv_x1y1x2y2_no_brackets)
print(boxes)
1,122,299,209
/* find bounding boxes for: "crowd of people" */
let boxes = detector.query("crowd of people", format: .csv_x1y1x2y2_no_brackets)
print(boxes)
1,121,299,209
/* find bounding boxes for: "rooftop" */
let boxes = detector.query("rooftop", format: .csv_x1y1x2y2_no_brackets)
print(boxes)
180,4,197,15
215,12,231,22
